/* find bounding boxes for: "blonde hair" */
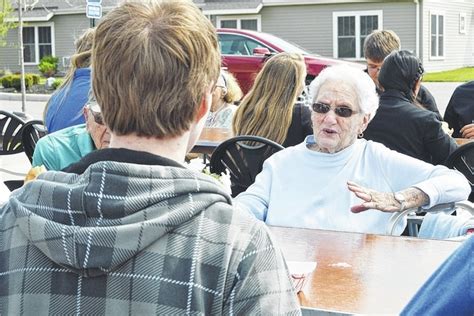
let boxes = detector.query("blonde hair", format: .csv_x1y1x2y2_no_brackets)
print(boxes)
92,0,220,137
43,28,95,121
60,28,94,88
232,52,305,145
222,71,242,104
363,30,401,62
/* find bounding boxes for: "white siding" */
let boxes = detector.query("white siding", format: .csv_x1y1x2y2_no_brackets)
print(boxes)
53,14,92,71
422,0,474,72
0,14,93,73
260,2,415,60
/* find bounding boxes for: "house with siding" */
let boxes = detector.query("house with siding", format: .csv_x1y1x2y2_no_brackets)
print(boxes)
1,0,473,73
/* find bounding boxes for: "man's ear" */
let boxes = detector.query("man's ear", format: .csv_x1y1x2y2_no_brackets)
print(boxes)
196,95,210,122
196,85,212,122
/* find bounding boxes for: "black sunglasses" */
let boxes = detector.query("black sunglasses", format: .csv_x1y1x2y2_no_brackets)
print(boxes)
88,106,104,125
311,102,357,118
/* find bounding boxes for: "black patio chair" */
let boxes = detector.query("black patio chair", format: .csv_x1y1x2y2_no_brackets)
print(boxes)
0,110,26,155
445,142,474,202
21,119,47,163
209,135,284,197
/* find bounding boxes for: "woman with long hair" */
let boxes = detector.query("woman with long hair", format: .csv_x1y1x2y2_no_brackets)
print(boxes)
44,28,94,133
232,52,312,147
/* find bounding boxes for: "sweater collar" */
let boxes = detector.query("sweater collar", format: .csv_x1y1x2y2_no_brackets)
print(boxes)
63,147,185,174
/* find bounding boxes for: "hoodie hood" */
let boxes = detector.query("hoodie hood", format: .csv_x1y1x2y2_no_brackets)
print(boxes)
9,160,231,277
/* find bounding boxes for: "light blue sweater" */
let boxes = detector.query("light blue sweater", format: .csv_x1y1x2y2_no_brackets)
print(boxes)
32,124,95,171
235,136,470,235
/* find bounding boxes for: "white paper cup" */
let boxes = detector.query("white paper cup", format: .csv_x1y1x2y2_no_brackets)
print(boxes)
287,261,317,293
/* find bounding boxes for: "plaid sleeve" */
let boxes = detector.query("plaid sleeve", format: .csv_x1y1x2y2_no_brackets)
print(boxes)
223,223,301,315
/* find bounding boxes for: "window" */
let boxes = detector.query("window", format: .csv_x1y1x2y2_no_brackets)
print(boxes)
217,15,261,31
333,11,382,59
430,12,444,58
218,33,268,55
459,13,466,34
22,24,54,64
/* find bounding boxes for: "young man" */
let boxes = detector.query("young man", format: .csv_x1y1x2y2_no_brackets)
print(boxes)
363,29,442,120
0,1,300,314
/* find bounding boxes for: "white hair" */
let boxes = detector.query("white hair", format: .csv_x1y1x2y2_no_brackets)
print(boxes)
309,64,379,120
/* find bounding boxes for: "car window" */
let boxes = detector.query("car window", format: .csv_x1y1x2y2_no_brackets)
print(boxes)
218,34,269,56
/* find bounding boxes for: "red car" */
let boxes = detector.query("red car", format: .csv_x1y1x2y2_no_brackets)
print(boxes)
218,28,361,94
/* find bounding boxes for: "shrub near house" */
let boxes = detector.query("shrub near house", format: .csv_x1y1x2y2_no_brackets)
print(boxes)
38,56,59,77
1,73,40,91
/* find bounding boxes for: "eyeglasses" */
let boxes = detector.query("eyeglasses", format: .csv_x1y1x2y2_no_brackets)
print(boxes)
367,65,381,72
87,104,104,125
311,102,358,118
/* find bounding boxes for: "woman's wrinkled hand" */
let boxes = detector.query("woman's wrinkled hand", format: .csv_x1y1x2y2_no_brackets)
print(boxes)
347,181,400,213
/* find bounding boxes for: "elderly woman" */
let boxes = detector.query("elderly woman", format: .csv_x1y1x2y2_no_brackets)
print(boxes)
235,64,470,235
33,91,110,171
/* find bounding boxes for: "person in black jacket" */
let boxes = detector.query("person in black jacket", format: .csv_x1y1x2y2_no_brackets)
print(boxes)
364,50,457,165
444,80,474,138
363,30,442,120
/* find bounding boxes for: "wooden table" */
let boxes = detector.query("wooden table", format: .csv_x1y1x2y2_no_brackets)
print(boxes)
455,138,474,146
269,226,462,314
192,127,233,155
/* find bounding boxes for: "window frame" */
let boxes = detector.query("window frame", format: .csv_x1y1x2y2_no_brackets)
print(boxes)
429,10,445,60
22,22,55,65
459,12,467,35
217,15,261,31
332,10,383,60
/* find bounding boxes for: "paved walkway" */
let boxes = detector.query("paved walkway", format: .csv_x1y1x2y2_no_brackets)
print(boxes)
1,93,50,183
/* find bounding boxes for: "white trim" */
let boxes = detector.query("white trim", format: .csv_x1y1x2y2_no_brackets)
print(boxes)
459,12,467,34
332,10,383,60
22,22,55,65
5,12,54,22
415,0,420,57
217,15,261,31
203,3,263,16
429,10,445,60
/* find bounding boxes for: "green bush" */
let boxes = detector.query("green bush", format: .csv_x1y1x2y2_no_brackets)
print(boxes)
38,55,59,77
1,75,13,88
52,78,63,90
0,73,35,90
31,73,40,85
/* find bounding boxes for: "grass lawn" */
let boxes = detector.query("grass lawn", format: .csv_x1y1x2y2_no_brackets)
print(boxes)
424,67,474,82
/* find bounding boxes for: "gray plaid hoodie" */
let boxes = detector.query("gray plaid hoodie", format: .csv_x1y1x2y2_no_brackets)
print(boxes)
0,160,300,315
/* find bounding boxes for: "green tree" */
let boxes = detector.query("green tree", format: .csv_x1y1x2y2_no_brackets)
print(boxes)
0,0,16,46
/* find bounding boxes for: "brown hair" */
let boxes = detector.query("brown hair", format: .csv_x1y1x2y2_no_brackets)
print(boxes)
232,52,306,145
363,30,401,62
92,0,220,137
